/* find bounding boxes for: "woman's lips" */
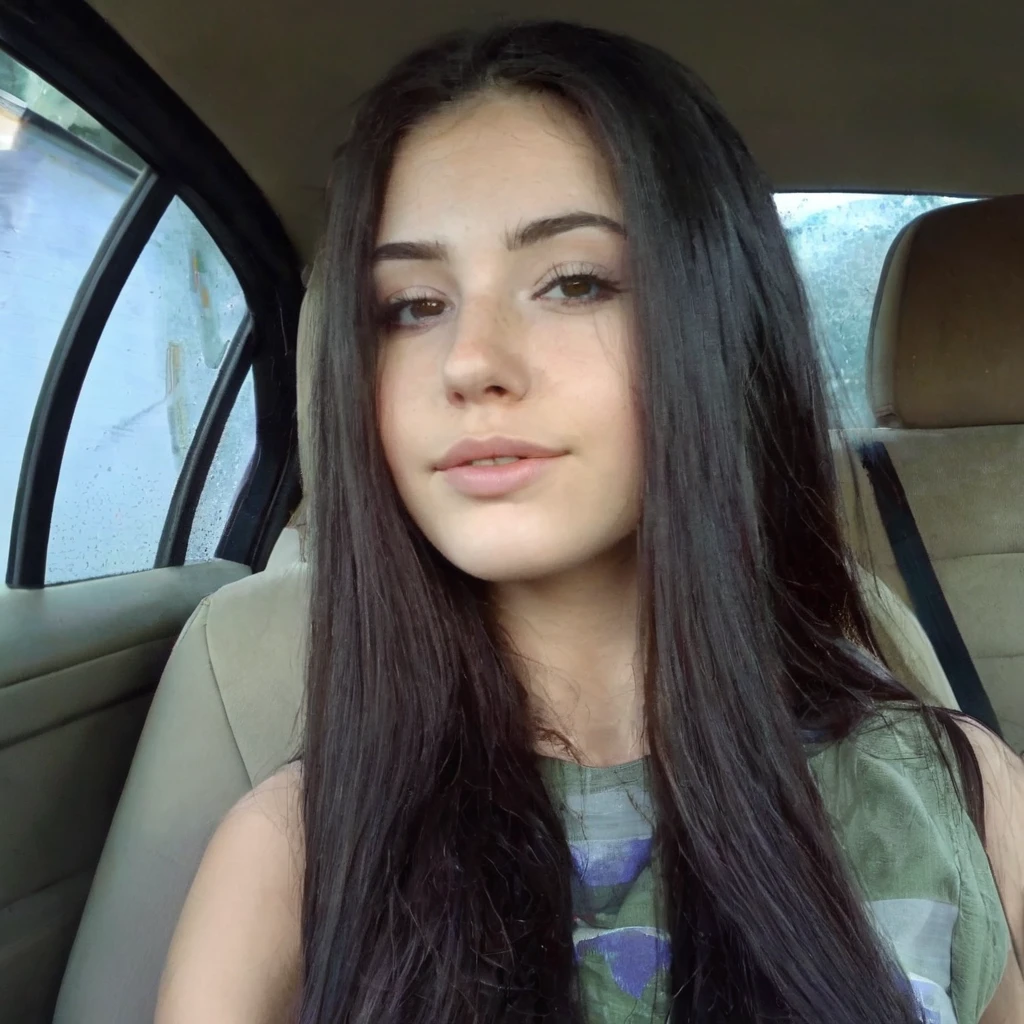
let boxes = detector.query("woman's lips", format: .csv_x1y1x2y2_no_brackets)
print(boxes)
440,455,562,498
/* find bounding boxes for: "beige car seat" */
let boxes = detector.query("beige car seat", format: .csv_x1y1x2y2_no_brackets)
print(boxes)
837,194,1024,752
851,561,958,709
49,274,321,1024
52,243,961,1022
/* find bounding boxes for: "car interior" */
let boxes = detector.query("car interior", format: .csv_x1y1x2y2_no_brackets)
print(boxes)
0,1,1021,1021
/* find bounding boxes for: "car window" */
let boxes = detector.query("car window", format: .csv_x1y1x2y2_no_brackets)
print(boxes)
1,49,258,584
47,197,247,582
777,193,974,427
0,55,142,561
186,369,256,564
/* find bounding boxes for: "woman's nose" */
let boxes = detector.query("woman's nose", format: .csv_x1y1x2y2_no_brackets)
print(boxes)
441,297,530,406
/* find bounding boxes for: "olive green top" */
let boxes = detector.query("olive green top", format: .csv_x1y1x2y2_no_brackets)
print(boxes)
541,706,1009,1023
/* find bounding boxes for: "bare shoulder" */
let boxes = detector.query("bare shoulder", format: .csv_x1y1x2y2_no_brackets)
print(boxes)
229,761,304,853
155,763,305,1024
955,718,1024,859
955,720,1024,1024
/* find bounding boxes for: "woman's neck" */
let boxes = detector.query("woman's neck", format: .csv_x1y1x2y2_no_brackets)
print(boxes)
489,537,644,767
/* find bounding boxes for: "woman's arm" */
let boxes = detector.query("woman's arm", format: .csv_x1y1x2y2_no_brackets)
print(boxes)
154,764,304,1024
960,722,1024,1024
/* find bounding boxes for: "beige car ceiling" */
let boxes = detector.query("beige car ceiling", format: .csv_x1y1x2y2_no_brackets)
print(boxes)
86,0,1024,261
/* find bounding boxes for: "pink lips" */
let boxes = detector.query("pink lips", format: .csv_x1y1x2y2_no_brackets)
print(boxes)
435,436,565,498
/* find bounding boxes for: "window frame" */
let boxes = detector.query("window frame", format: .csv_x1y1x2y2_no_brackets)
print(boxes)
0,0,302,588
157,314,256,567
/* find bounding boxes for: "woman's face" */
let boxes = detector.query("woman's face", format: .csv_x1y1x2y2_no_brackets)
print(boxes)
375,91,641,583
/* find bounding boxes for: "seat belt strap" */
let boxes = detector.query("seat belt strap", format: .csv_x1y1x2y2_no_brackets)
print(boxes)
858,441,1003,736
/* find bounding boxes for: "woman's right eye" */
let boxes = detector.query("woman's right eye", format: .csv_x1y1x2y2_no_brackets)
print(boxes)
382,296,447,330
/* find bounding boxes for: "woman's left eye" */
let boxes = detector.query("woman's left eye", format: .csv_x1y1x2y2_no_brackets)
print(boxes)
539,274,618,304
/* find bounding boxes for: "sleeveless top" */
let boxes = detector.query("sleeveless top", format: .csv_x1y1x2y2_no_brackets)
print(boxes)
539,707,1009,1024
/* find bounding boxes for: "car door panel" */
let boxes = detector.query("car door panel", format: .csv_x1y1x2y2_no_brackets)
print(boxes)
0,560,249,1023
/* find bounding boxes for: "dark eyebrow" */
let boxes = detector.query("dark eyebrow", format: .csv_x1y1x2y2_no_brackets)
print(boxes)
506,211,626,249
373,239,448,263
372,211,625,264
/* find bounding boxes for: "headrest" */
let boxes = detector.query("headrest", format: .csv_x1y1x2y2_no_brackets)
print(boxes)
296,253,324,491
266,525,302,571
868,195,1024,429
283,252,325,561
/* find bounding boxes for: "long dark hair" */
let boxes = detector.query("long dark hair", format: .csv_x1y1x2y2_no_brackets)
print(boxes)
301,21,989,1022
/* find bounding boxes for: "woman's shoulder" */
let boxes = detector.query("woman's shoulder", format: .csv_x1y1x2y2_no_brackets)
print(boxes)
808,707,1013,1023
230,761,304,846
155,763,304,1024
212,761,305,882
806,704,987,889
809,703,965,803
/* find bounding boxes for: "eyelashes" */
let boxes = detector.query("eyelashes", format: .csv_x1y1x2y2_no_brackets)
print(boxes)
531,260,622,301
377,291,445,330
377,260,623,332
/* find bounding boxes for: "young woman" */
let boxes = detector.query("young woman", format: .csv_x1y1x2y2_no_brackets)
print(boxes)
155,20,1023,1024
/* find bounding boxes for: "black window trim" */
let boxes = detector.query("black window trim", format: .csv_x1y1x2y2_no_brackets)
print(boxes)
218,369,301,569
6,170,174,587
1,0,302,588
156,314,255,568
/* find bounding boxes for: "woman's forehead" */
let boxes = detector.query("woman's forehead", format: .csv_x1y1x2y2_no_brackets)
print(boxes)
378,93,620,244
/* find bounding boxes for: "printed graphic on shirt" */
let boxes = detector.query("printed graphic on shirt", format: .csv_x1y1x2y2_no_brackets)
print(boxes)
571,834,653,891
558,763,671,1020
570,832,670,1004
557,761,959,1024
909,975,951,1024
575,925,671,1001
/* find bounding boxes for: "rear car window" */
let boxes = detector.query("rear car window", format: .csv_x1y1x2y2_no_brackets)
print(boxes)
46,197,248,582
1,49,259,584
777,193,974,426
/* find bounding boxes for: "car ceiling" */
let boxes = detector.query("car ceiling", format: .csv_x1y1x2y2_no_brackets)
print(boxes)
87,0,1024,261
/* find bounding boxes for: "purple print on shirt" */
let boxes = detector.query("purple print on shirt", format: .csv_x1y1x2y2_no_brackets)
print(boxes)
576,928,672,1000
571,836,653,889
892,969,943,1024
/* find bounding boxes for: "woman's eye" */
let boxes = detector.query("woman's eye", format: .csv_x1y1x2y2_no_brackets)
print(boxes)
541,274,616,304
385,296,447,328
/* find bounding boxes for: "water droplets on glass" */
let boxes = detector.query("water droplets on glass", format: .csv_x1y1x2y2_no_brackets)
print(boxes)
0,51,142,561
46,197,247,582
186,372,257,564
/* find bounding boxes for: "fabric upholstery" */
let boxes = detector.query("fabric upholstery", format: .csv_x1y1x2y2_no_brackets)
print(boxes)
52,264,326,1022
207,561,307,787
52,533,305,1024
852,193,1024,752
852,561,958,711
52,598,252,1024
296,253,321,486
839,427,1024,753
868,194,1024,429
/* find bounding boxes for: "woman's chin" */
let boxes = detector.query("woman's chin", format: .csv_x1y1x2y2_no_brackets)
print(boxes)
436,534,586,585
